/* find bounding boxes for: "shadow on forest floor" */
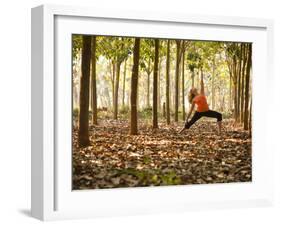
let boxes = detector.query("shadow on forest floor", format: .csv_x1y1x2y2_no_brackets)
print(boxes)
72,118,251,190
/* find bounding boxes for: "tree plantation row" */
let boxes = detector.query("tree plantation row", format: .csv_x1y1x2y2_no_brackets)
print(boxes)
72,35,252,147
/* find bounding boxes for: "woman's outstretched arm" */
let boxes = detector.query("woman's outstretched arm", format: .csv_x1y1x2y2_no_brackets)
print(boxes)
179,102,195,133
200,68,205,95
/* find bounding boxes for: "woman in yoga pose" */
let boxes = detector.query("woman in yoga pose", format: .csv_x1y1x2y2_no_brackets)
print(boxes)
179,71,222,134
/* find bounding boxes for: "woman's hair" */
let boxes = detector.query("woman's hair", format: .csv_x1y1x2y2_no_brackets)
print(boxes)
188,90,196,104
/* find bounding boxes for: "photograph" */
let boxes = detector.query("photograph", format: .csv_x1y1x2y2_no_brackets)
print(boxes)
72,35,252,190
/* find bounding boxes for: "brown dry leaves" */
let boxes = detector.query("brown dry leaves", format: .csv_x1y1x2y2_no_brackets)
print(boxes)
72,119,251,190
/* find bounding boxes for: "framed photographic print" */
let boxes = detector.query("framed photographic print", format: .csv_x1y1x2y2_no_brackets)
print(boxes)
31,4,274,221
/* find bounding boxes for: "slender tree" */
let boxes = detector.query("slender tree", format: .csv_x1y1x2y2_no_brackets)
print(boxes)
158,58,161,111
165,40,171,124
226,43,241,123
78,36,91,147
174,40,181,122
113,39,126,120
240,43,247,122
114,60,121,119
111,60,116,108
244,44,252,130
237,44,243,122
153,39,159,128
182,47,186,120
233,54,238,121
91,36,98,125
146,59,151,108
211,57,215,109
163,102,166,118
130,38,141,135
122,60,127,108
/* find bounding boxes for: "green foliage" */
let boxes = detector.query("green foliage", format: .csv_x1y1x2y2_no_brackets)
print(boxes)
97,36,133,65
187,51,201,72
139,39,154,73
115,168,182,186
72,35,82,60
225,42,242,59
186,41,223,72
138,107,152,119
160,171,181,185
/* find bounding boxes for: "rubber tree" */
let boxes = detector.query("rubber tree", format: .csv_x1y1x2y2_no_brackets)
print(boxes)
78,35,91,147
122,60,127,108
91,36,98,125
165,40,171,124
130,38,141,135
181,47,186,120
174,40,181,122
153,39,159,128
243,44,252,130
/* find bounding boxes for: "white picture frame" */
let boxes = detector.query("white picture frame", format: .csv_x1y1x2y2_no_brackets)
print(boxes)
31,4,274,221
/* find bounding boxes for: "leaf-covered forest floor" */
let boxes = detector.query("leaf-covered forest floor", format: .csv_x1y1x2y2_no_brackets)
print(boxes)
72,118,252,190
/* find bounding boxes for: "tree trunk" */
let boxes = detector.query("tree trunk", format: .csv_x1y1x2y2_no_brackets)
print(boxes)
163,102,166,118
78,36,91,147
182,48,185,120
237,70,241,122
174,40,181,122
166,40,171,125
211,57,215,109
114,62,121,119
111,61,116,109
240,71,245,122
122,60,127,108
240,44,247,122
153,39,159,128
147,59,151,108
237,44,243,122
158,60,161,111
233,55,239,122
91,36,98,125
244,44,252,130
130,38,140,135
233,83,237,119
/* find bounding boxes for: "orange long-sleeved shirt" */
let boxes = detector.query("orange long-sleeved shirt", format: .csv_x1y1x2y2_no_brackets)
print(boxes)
193,95,209,112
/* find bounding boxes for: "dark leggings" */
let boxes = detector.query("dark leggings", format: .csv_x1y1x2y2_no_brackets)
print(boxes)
185,110,222,129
